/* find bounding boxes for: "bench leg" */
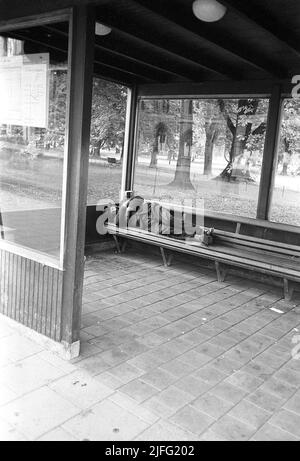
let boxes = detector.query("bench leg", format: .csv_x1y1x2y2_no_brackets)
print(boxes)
160,247,173,267
215,261,227,283
121,240,128,253
283,278,294,301
112,235,121,254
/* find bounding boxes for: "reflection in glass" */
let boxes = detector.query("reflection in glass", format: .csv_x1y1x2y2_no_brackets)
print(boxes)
0,25,69,259
134,98,269,218
270,98,300,226
87,78,128,205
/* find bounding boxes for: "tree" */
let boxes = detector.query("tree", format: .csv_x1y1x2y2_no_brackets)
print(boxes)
90,79,127,157
168,99,195,190
194,100,222,176
215,99,267,182
149,122,167,168
278,99,300,175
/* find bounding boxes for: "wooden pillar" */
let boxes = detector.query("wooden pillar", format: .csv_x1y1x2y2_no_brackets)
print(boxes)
121,84,138,199
256,85,283,220
60,5,95,351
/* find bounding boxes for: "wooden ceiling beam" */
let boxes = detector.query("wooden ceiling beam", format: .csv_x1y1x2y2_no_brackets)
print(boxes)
96,4,237,79
43,25,190,81
7,30,151,83
220,0,300,60
134,0,286,79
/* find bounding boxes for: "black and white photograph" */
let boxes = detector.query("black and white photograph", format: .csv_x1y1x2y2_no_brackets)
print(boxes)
0,0,299,444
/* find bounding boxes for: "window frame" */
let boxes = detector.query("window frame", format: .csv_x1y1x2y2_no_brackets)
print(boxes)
0,9,72,270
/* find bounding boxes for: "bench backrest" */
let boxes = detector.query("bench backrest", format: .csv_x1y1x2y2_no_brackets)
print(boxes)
145,200,300,253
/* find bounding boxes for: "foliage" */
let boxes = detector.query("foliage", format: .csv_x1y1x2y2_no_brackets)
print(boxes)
90,79,127,156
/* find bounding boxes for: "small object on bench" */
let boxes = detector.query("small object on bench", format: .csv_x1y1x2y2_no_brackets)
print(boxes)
107,157,121,166
194,227,214,246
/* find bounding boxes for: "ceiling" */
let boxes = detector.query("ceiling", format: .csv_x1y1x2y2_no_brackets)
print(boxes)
1,0,300,86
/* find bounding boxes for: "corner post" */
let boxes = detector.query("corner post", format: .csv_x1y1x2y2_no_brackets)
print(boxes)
121,84,138,199
61,5,95,352
257,85,283,220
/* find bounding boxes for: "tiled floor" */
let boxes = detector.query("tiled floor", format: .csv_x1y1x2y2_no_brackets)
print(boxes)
0,249,300,441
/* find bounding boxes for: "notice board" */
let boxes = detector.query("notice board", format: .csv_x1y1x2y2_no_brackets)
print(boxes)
0,53,49,128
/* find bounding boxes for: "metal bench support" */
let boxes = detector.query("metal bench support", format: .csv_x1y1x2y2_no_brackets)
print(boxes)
160,247,173,267
112,235,121,253
283,278,294,301
215,261,227,283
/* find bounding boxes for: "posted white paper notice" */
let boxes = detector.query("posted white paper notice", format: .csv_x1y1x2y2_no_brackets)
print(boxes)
0,53,49,128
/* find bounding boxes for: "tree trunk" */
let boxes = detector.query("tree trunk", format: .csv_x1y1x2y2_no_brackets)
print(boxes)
149,135,159,168
203,124,219,175
203,137,214,175
281,138,293,175
168,100,194,190
216,99,259,182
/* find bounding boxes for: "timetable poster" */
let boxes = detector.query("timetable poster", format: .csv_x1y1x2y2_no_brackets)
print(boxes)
0,53,49,128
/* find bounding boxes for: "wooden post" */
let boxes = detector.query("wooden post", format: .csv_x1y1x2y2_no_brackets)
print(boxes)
121,84,138,199
257,85,283,220
60,5,95,352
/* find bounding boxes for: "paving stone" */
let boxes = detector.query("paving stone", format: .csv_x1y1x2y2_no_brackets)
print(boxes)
63,400,149,441
283,391,300,415
177,350,211,370
0,384,18,407
48,370,113,409
37,428,78,441
169,405,214,435
1,387,79,440
193,365,227,385
160,358,196,378
119,379,158,403
140,368,177,391
174,375,213,398
246,388,285,413
150,386,194,413
270,409,300,438
191,393,234,419
208,414,256,441
273,368,300,388
109,392,159,425
0,334,43,363
135,420,199,441
251,423,299,441
0,355,66,396
108,362,144,384
228,400,271,429
260,377,297,400
210,382,247,404
0,418,28,441
225,370,264,393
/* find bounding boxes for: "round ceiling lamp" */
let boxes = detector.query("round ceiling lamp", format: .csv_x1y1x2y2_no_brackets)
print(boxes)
192,0,227,22
95,22,112,36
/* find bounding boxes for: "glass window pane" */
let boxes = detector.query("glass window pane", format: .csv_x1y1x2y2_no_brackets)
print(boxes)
87,78,128,205
0,23,69,259
270,98,300,226
134,98,269,218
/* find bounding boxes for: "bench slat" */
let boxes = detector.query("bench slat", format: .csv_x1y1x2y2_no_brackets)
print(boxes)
214,231,300,257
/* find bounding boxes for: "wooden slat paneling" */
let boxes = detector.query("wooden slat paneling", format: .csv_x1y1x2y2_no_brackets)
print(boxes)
0,248,63,341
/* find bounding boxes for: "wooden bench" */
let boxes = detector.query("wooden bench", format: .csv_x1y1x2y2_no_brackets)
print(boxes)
106,220,300,301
